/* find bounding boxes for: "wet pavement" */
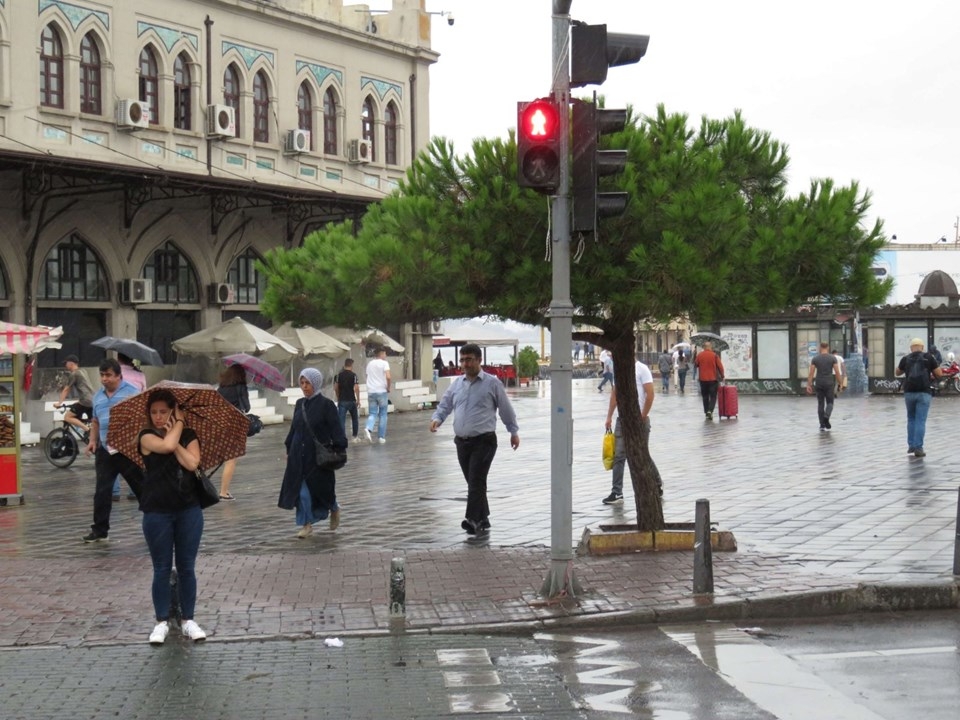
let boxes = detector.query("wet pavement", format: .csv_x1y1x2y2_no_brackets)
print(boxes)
1,381,958,648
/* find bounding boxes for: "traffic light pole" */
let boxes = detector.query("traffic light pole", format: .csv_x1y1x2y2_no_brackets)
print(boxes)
540,0,581,599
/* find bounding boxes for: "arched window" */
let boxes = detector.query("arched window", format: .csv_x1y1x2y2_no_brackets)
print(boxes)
253,71,269,143
323,88,338,155
40,25,64,108
138,46,159,125
79,33,101,115
223,64,241,137
384,101,399,166
297,82,313,149
227,249,266,305
38,235,109,300
173,53,191,130
361,96,376,162
143,242,199,304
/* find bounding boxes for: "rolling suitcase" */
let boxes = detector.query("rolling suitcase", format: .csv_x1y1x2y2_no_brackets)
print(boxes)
717,383,739,419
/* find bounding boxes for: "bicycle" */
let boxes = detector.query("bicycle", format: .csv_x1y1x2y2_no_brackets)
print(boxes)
43,403,90,469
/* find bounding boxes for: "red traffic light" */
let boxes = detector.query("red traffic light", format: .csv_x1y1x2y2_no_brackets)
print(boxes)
519,99,559,142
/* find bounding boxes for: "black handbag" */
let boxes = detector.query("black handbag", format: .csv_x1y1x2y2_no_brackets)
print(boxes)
302,407,347,470
194,467,220,509
246,414,263,437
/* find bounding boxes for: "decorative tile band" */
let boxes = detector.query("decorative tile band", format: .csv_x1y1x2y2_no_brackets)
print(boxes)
137,21,199,53
39,0,109,31
222,41,274,69
295,60,343,89
360,76,402,100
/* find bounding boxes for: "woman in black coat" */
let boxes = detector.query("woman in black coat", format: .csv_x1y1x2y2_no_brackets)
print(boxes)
278,368,347,538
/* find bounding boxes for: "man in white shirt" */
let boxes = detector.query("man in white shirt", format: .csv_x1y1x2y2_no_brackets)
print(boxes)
363,348,392,443
602,355,661,504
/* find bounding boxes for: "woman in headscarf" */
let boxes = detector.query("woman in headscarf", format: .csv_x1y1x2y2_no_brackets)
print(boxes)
278,368,347,538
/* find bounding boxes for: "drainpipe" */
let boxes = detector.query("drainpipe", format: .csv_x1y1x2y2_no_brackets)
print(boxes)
409,73,416,164
205,15,213,175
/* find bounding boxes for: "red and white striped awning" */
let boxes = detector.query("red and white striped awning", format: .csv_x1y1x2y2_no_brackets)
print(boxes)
0,321,63,355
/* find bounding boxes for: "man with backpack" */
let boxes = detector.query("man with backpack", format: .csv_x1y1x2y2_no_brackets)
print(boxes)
895,338,942,457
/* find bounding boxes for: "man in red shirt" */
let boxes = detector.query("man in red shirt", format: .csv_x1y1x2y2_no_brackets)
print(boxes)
694,341,725,420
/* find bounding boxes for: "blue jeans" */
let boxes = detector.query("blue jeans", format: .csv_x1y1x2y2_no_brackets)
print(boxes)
598,372,613,391
338,400,359,439
904,391,932,450
142,505,203,621
365,392,389,439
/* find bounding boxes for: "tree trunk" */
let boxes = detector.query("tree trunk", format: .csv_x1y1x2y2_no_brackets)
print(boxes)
608,328,665,531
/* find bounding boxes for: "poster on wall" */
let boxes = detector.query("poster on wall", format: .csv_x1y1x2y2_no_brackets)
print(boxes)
935,328,960,360
894,328,926,358
720,326,752,378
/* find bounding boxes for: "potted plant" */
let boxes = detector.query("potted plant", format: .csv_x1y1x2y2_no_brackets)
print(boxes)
514,346,540,385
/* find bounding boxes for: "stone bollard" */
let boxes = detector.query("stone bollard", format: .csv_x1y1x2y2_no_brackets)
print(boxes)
693,499,714,594
389,557,406,617
954,489,960,576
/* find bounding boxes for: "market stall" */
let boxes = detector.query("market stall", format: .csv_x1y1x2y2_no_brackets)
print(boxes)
0,321,63,505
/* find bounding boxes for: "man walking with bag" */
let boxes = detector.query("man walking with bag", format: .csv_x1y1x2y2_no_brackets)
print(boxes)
895,338,941,457
694,341,724,420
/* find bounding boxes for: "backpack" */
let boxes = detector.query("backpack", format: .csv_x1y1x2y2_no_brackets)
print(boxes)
904,353,931,393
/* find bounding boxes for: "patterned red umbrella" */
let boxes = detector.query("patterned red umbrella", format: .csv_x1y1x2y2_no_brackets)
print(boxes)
222,353,286,391
107,381,248,470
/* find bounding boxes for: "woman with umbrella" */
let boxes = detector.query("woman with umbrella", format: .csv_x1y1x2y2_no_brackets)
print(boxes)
137,388,207,645
278,368,347,538
216,364,250,501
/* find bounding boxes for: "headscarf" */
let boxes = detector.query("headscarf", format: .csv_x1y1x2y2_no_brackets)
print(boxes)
299,368,323,398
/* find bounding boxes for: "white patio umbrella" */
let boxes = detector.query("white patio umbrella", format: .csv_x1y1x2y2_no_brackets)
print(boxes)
172,317,298,362
268,322,350,357
319,326,405,353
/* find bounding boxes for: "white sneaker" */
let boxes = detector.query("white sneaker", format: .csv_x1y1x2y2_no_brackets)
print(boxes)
149,621,169,645
363,428,373,442
297,523,313,539
378,437,386,444
181,619,206,642
352,436,362,444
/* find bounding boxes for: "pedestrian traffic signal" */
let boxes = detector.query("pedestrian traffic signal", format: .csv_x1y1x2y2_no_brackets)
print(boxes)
517,98,561,193
572,98,629,234
570,22,649,88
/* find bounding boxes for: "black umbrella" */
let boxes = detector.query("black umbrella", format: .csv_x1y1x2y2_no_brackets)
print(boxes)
690,332,729,353
91,336,164,366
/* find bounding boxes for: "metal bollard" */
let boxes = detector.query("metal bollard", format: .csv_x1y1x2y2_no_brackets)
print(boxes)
693,499,714,594
389,557,406,617
954,489,960,576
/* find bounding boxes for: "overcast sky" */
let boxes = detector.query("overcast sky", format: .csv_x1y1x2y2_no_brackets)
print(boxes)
426,0,959,247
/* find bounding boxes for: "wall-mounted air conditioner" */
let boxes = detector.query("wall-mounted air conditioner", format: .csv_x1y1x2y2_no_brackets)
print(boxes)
348,138,371,164
116,99,149,130
207,105,236,138
208,282,236,305
285,129,310,154
120,278,152,304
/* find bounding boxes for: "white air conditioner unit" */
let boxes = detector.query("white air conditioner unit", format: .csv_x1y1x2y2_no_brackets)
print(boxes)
120,278,152,304
348,138,371,164
430,320,443,334
285,129,310,154
207,104,236,138
208,282,235,305
116,99,149,130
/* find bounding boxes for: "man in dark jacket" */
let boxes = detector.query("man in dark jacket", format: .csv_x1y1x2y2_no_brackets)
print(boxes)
895,338,942,457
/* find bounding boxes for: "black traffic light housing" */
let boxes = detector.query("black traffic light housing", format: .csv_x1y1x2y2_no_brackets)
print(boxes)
517,98,561,194
571,23,649,88
572,98,629,234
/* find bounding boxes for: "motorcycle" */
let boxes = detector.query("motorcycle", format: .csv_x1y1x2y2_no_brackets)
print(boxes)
933,361,960,394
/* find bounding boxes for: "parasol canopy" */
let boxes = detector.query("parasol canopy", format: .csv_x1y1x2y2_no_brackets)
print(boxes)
107,381,248,470
91,336,164,366
0,321,63,355
669,342,692,353
222,353,286,391
172,317,298,363
268,322,350,358
690,332,729,353
320,326,404,353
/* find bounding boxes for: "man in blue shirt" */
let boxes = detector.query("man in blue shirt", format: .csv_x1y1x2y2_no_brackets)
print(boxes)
83,358,144,543
430,343,520,535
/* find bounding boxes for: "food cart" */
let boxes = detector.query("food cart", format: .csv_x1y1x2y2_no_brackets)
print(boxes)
0,321,63,506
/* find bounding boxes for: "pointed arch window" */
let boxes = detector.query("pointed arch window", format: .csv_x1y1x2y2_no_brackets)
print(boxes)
384,101,399,166
323,88,338,155
40,25,64,108
174,53,191,130
223,64,241,137
38,235,109,300
297,82,313,150
138,47,159,125
227,249,266,305
79,33,101,115
253,71,269,143
143,242,199,304
361,96,376,162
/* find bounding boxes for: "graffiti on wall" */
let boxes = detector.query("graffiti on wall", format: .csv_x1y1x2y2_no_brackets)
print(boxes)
726,379,797,394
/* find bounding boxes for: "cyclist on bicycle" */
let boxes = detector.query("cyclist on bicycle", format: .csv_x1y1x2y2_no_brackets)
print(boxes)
54,355,94,438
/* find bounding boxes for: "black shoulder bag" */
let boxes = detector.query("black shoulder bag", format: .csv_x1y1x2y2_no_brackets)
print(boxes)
302,404,347,470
